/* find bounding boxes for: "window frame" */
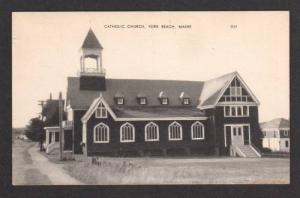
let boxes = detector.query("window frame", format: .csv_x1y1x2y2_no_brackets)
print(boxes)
283,130,289,136
168,121,182,141
139,97,147,105
191,121,205,140
120,122,135,143
224,105,249,117
93,123,110,143
95,102,108,118
144,122,159,141
116,97,124,105
183,98,190,105
161,98,168,105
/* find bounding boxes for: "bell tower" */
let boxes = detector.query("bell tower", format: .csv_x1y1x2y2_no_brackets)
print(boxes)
79,28,106,91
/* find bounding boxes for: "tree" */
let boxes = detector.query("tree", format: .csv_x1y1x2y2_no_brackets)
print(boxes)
25,117,45,151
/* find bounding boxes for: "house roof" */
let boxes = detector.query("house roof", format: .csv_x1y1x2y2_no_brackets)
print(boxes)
260,118,290,129
67,71,257,112
81,29,103,49
67,77,205,109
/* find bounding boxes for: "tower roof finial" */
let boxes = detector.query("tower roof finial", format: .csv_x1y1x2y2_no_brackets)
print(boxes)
81,29,103,50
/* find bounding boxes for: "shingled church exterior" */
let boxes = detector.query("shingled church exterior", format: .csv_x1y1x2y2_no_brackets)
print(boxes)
63,29,262,157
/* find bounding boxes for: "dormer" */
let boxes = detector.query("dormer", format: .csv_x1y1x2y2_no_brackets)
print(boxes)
79,29,106,91
137,92,147,105
114,91,125,105
180,92,190,105
158,91,168,105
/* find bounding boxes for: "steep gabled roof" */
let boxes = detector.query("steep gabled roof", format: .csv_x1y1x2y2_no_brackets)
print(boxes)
199,72,236,107
199,71,260,108
67,71,258,112
67,78,204,109
260,118,290,129
81,29,103,49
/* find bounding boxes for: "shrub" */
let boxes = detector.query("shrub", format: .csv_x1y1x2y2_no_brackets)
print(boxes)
261,147,272,153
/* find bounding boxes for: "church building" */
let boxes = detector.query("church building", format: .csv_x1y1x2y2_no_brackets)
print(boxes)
63,29,262,157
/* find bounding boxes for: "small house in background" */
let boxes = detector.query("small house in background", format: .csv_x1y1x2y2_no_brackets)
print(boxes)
41,94,66,154
260,118,290,152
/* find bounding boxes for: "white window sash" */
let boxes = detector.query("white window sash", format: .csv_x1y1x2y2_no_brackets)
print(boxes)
94,123,109,143
120,123,135,142
168,122,182,141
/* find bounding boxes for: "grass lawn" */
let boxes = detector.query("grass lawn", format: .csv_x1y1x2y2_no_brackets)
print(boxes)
61,156,289,185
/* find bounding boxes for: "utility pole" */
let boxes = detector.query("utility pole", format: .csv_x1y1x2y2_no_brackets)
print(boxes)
59,92,64,160
38,100,45,121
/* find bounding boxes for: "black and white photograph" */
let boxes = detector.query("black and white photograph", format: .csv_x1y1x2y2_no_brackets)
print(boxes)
12,11,289,185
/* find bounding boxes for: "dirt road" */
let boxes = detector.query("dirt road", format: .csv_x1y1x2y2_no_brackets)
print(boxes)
12,139,83,185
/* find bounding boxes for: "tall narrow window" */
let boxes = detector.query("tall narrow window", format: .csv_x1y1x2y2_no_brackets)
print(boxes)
120,122,135,142
224,106,230,116
285,140,289,148
168,121,182,140
145,122,159,141
243,106,248,115
232,107,236,116
94,123,109,143
191,121,205,140
95,102,107,118
237,106,242,116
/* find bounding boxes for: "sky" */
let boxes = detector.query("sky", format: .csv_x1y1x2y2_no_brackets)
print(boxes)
12,12,289,127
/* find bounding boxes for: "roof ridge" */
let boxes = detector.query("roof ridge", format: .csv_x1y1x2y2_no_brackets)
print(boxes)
68,76,204,83
204,71,237,83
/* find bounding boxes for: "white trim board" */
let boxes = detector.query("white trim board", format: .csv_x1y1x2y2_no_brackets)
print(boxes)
215,72,260,106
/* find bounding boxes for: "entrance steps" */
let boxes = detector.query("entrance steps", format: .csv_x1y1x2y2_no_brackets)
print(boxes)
46,142,60,154
230,145,261,158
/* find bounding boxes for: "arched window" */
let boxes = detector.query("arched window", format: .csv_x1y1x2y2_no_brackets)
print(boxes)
94,123,109,143
145,122,159,141
191,121,205,140
95,102,107,118
120,122,135,142
168,121,182,140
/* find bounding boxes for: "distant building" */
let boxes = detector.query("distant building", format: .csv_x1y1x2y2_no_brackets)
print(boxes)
42,94,65,154
260,118,290,152
62,29,262,157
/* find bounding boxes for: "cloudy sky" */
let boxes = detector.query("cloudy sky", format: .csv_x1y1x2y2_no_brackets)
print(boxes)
12,12,289,127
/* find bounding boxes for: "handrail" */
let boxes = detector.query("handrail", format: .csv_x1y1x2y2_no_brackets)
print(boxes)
250,144,262,157
235,145,246,157
46,142,59,154
230,145,246,157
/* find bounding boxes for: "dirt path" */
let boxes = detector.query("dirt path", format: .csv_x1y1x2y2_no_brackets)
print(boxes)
13,140,51,185
28,146,83,185
13,140,82,185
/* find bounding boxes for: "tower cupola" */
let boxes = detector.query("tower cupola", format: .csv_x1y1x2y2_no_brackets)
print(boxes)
79,29,106,91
